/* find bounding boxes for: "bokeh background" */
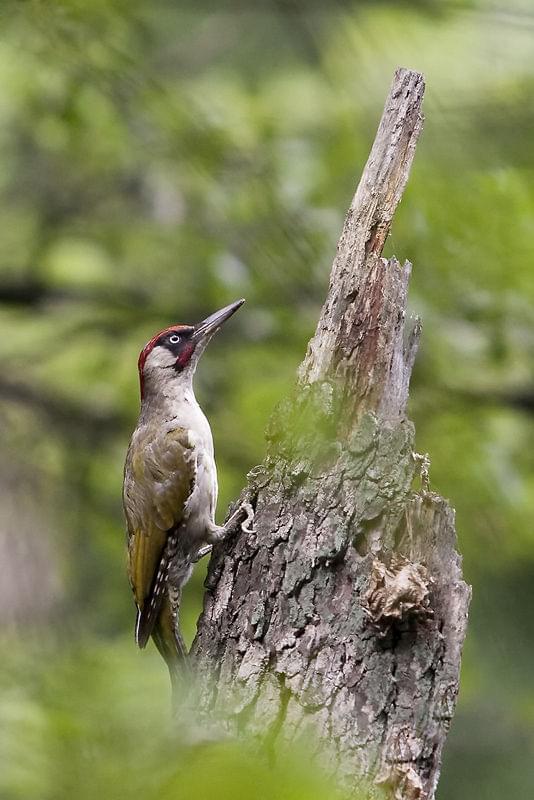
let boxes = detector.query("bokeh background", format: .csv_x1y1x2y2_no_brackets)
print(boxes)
1,1,534,797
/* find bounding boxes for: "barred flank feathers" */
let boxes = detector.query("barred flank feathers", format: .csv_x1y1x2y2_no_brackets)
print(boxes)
135,532,179,648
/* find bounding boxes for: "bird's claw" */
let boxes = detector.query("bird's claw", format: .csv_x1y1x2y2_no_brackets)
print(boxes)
220,501,256,537
239,501,256,534
205,502,256,547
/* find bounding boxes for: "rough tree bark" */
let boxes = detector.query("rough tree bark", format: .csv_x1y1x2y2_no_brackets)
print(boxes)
191,68,471,800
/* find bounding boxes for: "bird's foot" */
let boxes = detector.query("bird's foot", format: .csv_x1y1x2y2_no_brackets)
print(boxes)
192,544,212,563
236,501,256,534
207,501,256,545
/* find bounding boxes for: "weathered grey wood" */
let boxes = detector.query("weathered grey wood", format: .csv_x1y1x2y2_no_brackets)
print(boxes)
192,68,470,800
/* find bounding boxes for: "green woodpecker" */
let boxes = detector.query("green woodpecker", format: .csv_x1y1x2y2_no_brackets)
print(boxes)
122,299,253,687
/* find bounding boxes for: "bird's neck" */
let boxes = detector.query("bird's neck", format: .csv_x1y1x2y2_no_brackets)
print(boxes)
138,375,200,425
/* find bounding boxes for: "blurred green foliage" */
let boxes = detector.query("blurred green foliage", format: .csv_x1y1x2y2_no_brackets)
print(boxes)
1,0,534,797
0,636,349,800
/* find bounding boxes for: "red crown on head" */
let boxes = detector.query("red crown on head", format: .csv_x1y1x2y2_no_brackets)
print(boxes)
137,325,195,401
138,325,188,375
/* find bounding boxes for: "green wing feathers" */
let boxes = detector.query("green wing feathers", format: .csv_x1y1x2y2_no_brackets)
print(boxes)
123,426,196,621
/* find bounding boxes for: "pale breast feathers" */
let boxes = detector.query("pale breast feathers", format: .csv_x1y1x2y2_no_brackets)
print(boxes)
123,425,196,609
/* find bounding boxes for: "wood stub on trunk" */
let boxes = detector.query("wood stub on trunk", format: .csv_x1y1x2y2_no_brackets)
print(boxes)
192,68,471,800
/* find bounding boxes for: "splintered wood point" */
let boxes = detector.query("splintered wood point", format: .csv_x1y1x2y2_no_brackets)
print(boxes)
299,68,424,419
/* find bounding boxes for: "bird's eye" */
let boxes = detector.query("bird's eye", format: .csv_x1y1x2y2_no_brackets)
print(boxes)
169,334,181,344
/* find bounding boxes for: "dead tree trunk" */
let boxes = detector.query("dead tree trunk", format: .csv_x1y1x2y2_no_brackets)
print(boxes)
192,68,470,800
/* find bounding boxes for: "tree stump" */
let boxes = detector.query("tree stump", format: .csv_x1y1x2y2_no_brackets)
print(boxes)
192,68,470,800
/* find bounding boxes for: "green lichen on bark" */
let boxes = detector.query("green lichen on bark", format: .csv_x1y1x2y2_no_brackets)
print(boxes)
193,402,468,798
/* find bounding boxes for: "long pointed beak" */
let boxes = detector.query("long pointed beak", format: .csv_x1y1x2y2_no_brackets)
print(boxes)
192,298,245,343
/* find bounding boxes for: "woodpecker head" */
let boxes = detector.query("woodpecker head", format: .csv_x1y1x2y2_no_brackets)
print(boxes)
138,299,244,400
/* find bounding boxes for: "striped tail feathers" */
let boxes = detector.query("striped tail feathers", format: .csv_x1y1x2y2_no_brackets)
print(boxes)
152,592,192,709
151,593,189,670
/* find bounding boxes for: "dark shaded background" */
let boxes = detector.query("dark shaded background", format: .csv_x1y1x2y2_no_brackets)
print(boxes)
1,1,534,797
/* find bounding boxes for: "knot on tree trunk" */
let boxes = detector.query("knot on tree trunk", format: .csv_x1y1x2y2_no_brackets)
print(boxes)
363,554,434,631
